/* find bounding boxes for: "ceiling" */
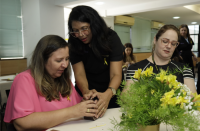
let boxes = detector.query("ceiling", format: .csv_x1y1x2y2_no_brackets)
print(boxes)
131,6,200,25
55,0,200,25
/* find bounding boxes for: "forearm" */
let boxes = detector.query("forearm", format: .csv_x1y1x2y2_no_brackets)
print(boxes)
72,62,89,94
108,74,122,91
109,61,122,91
14,106,76,131
184,78,197,94
192,52,196,57
76,75,89,94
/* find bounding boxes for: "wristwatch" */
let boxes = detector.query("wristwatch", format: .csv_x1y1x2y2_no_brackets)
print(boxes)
108,87,116,97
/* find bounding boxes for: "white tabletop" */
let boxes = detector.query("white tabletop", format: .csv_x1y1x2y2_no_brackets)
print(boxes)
0,75,15,104
47,108,178,131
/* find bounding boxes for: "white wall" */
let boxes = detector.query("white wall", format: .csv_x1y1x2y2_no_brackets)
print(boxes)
21,0,41,65
21,0,65,66
40,0,65,38
103,16,114,30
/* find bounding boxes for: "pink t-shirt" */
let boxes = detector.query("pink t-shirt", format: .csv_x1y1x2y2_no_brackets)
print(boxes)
4,70,82,123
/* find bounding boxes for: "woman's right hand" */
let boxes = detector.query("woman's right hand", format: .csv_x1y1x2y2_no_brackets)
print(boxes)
73,100,98,117
125,62,130,67
82,89,97,100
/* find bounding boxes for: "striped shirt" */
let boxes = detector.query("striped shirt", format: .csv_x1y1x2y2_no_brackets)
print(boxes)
126,59,193,83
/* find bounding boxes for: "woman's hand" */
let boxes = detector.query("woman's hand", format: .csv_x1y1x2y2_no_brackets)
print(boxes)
73,100,98,118
193,55,198,62
82,89,97,100
130,61,135,64
91,90,112,118
125,62,130,67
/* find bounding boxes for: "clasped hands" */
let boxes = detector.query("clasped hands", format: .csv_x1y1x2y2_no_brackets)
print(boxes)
82,89,112,118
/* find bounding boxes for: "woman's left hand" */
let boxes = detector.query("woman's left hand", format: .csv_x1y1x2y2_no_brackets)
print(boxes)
91,90,112,118
193,55,198,62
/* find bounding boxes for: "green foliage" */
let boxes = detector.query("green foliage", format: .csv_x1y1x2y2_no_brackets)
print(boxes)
111,67,200,131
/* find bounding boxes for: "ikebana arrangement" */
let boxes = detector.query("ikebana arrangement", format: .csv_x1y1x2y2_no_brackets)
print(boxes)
111,66,200,131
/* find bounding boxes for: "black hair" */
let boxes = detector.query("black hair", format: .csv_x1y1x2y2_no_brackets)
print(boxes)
68,5,111,58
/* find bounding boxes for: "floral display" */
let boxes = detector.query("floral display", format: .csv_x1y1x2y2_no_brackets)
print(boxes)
112,66,200,131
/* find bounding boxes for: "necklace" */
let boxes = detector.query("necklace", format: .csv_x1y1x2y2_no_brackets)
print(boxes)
152,53,171,73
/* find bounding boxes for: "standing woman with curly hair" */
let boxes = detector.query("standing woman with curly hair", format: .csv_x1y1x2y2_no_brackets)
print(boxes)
68,6,124,118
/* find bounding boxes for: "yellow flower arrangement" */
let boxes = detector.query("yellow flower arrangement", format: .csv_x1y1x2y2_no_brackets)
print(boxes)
112,66,200,131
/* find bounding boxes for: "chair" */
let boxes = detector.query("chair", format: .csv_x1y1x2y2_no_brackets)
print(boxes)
0,91,7,131
7,123,17,131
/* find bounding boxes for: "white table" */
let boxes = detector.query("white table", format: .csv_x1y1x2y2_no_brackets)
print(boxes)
47,108,176,131
0,75,15,104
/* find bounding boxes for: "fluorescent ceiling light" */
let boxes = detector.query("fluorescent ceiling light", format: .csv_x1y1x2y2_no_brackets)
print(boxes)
1,57,24,60
173,16,180,19
17,16,22,18
95,2,104,5
191,22,197,24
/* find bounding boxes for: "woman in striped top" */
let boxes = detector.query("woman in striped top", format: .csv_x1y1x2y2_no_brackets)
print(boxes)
124,25,197,94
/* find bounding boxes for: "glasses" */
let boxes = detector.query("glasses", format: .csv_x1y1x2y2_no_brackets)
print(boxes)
161,38,179,47
70,26,90,38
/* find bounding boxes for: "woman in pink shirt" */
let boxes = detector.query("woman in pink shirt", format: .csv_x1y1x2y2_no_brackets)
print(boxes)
4,35,98,130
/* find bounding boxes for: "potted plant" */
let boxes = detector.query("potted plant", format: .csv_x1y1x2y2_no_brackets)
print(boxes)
111,66,200,131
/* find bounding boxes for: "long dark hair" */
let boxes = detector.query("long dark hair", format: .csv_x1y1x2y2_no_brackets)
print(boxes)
123,43,135,62
29,35,71,102
68,5,111,57
179,24,192,42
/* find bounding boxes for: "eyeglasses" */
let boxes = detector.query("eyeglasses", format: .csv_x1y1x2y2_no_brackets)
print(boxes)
161,38,179,47
70,26,90,38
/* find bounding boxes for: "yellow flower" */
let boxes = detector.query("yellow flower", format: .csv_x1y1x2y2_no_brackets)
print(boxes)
142,66,153,77
168,97,177,106
176,96,188,108
160,97,168,107
192,92,200,102
129,114,132,118
160,69,167,76
133,68,142,80
164,90,175,99
194,102,200,111
156,69,167,83
151,89,155,95
167,74,176,84
160,90,176,107
194,101,200,106
180,102,185,109
171,81,181,89
181,90,187,97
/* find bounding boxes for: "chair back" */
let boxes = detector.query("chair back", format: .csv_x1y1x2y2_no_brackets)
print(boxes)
7,123,17,131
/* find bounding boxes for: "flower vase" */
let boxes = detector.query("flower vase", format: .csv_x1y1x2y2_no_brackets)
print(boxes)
138,124,160,131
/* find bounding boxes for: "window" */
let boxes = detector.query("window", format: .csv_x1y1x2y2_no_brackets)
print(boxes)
0,0,23,59
188,25,199,53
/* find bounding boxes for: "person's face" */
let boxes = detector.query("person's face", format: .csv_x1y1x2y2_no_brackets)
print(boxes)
180,27,187,37
45,47,69,79
125,47,132,56
154,29,178,60
71,21,92,44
